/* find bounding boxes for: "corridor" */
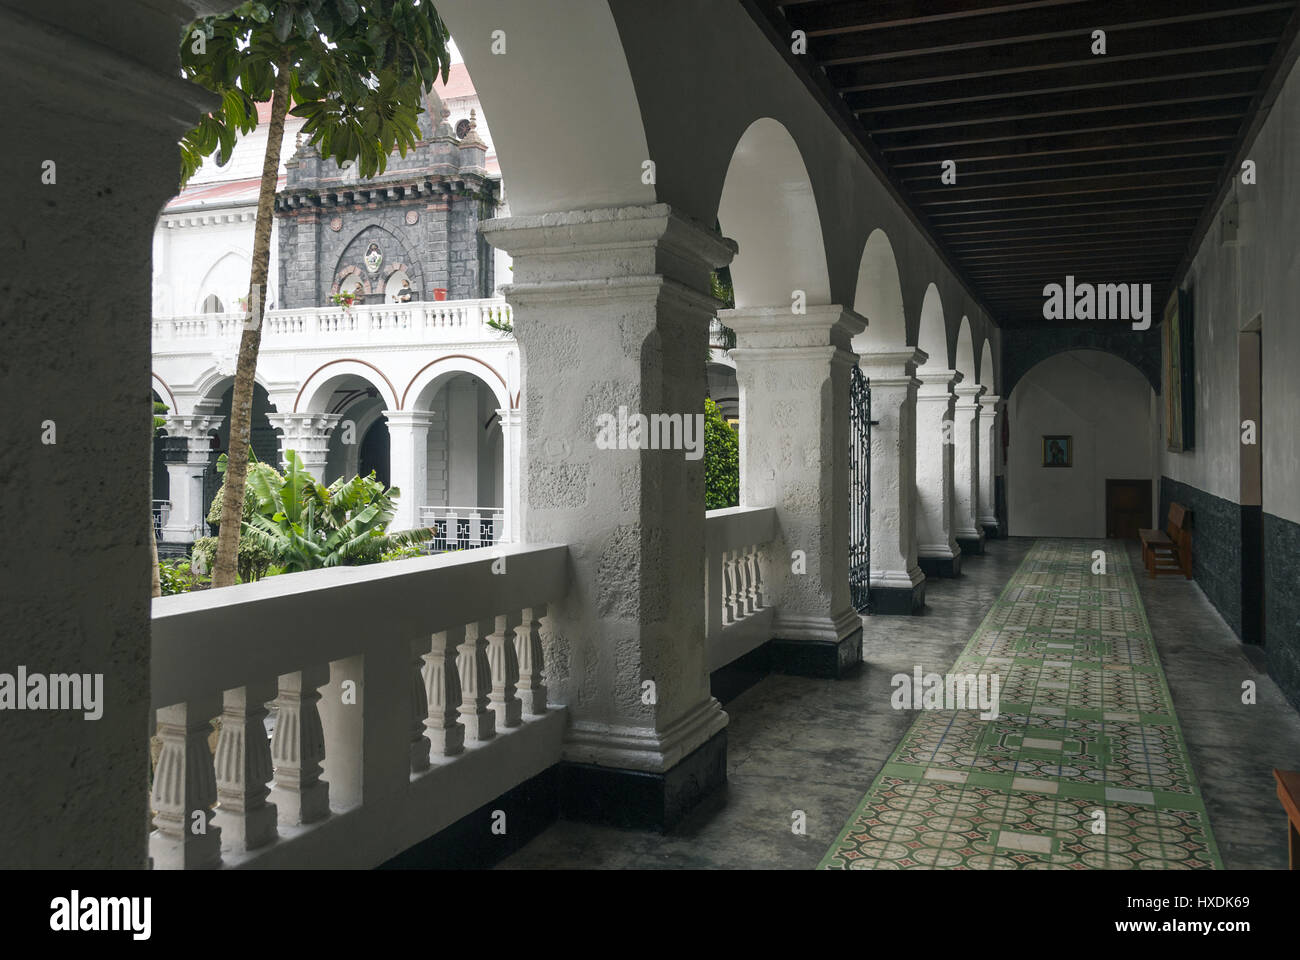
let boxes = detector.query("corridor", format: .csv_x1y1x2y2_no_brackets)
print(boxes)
501,540,1300,870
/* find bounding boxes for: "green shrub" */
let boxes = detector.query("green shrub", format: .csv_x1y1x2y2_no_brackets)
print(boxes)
704,397,739,510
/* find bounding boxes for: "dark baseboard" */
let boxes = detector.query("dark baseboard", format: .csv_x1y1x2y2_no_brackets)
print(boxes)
557,730,728,832
957,536,985,557
770,625,863,679
710,642,773,704
869,582,926,615
379,764,560,869
918,554,961,578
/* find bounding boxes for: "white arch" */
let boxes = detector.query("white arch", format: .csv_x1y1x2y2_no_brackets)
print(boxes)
191,366,275,408
955,316,976,384
404,354,511,413
718,118,831,309
852,228,906,352
437,0,654,216
978,337,997,389
195,250,251,313
917,284,947,367
296,360,399,414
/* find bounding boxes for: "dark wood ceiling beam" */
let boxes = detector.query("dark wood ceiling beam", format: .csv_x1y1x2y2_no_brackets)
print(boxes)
910,164,1222,197
841,46,1273,103
882,120,1241,164
926,193,1213,222
894,142,1233,177
950,232,1193,254
821,17,1287,86
855,73,1262,131
813,5,1292,67
781,0,1088,36
874,99,1253,151
941,216,1201,241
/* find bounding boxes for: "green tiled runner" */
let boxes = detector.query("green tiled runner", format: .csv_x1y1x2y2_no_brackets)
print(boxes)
821,539,1221,869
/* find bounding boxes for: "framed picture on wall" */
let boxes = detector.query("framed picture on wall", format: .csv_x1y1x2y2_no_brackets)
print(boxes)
1164,287,1195,451
1042,435,1072,467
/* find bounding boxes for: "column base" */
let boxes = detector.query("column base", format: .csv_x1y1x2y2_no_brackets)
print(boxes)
982,522,1000,540
770,627,863,678
957,532,986,556
557,730,727,832
918,553,962,578
870,580,927,615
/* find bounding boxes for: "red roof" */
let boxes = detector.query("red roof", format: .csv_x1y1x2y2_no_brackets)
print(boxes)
166,176,283,210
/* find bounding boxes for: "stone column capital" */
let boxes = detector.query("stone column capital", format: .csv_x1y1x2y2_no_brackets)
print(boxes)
858,346,927,385
266,412,341,437
953,383,987,407
916,367,961,388
495,407,521,428
722,303,866,353
978,394,1003,411
381,409,436,430
164,413,224,442
481,203,737,284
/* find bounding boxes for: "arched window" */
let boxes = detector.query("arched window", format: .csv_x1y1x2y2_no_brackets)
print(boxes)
201,293,224,314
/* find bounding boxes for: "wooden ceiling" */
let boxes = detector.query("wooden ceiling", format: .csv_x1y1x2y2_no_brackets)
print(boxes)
749,0,1300,328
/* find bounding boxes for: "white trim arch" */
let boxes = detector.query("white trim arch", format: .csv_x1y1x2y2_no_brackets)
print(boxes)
852,228,907,351
404,354,511,413
978,337,997,390
296,359,399,414
955,317,977,385
195,249,251,314
717,117,831,309
917,284,948,369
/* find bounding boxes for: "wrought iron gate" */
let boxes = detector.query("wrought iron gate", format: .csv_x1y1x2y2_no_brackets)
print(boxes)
848,363,872,613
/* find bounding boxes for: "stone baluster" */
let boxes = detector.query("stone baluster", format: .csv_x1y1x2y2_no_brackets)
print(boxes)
514,606,548,716
457,620,496,741
747,547,765,611
409,639,431,774
487,611,523,728
724,552,741,624
269,664,330,826
150,695,222,869
424,628,466,757
213,681,277,853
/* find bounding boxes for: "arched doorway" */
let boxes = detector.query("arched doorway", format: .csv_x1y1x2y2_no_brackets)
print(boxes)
1007,350,1158,538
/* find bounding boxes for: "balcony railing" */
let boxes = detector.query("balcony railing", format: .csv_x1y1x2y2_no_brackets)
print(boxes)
419,506,505,552
152,500,171,541
152,298,513,347
149,543,566,869
704,506,776,672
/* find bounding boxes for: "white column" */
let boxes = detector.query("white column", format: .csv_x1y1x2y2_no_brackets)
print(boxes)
978,394,1002,537
497,407,521,542
383,410,433,531
447,377,478,507
161,414,223,543
858,349,927,614
725,304,867,675
266,412,341,482
482,204,732,809
953,383,986,554
914,369,963,577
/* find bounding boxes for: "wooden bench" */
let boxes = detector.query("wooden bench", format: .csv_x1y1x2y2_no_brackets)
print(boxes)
1138,502,1192,579
1275,769,1300,869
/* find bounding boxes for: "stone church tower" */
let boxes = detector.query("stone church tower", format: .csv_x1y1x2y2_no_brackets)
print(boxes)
274,86,498,308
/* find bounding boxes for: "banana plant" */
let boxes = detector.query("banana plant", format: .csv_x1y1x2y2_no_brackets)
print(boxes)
239,450,432,573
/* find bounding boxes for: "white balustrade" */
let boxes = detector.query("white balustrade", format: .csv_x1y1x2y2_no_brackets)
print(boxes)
148,543,566,868
704,506,777,673
419,506,505,551
152,297,512,350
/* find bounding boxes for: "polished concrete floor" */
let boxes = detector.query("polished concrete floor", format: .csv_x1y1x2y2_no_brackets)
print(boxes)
498,537,1300,869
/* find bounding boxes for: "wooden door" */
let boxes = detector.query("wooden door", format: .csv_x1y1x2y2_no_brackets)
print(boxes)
1106,479,1152,540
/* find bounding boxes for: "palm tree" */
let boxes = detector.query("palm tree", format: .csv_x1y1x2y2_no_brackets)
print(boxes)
177,1,451,587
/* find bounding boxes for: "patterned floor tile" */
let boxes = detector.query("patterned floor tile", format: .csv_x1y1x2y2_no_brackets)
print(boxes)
820,539,1222,870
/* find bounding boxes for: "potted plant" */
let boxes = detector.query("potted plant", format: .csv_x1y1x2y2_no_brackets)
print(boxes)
330,290,359,311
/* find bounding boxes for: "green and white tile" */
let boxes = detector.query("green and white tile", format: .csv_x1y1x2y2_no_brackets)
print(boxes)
820,539,1221,870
